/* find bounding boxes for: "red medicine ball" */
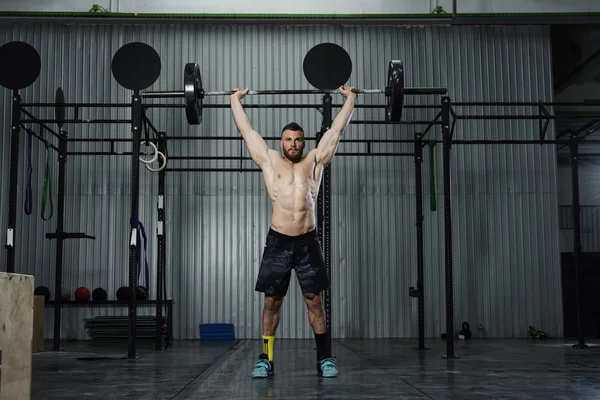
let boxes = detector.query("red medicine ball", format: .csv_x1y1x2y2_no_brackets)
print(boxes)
74,287,91,301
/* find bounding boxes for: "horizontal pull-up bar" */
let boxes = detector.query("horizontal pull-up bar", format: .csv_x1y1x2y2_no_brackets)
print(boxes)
22,115,600,125
451,101,600,107
22,103,132,108
22,118,442,125
451,139,600,144
166,168,261,172
66,137,418,143
68,152,416,158
65,138,600,146
68,138,132,142
350,120,442,125
454,115,600,120
337,152,415,156
20,119,131,124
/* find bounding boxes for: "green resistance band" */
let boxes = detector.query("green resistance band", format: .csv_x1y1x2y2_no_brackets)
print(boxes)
429,140,436,211
41,141,54,220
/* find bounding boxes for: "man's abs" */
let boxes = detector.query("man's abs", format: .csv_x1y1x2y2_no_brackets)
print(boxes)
268,179,318,235
270,204,316,236
263,150,322,236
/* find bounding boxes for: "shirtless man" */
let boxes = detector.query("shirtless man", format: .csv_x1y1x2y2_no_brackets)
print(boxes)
229,86,357,379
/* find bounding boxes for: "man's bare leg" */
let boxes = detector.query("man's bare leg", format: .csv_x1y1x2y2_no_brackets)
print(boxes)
304,293,337,376
304,293,326,334
304,293,331,358
262,296,283,361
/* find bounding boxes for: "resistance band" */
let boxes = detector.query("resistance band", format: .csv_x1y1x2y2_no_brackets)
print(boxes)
429,140,437,212
24,128,34,215
41,140,54,220
135,218,150,291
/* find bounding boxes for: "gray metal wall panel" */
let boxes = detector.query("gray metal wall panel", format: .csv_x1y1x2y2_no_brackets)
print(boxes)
559,206,600,253
0,23,561,340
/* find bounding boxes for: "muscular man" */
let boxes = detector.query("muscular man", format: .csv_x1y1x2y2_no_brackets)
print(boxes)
229,86,357,379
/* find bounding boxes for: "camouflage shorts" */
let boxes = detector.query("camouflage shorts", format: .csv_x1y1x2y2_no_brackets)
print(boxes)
255,228,330,297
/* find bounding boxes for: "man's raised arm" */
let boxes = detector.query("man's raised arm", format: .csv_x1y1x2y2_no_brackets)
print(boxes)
230,88,271,168
316,86,357,166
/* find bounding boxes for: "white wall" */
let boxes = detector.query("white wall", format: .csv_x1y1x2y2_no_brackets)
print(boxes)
0,0,599,14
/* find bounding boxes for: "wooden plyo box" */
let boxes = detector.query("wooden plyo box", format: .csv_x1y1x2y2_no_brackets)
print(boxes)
0,272,34,399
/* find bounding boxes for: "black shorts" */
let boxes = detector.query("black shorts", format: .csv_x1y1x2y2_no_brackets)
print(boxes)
255,228,330,297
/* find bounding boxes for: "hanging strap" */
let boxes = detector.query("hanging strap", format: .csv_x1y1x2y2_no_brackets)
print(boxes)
135,218,150,290
428,140,437,212
41,140,54,220
24,128,34,215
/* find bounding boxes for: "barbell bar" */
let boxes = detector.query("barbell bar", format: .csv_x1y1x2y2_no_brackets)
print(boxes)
144,88,446,97
144,88,390,97
142,60,447,125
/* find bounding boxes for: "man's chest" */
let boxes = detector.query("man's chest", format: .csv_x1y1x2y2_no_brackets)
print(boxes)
273,162,316,186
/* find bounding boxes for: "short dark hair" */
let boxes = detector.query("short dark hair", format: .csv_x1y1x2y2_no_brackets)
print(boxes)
281,122,304,135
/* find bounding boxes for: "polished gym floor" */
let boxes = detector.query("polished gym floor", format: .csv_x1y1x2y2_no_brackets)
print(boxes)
32,337,600,399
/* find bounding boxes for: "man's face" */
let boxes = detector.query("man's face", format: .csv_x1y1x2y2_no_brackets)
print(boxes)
280,129,305,162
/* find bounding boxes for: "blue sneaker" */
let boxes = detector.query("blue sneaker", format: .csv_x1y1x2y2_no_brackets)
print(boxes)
252,353,274,378
317,356,338,378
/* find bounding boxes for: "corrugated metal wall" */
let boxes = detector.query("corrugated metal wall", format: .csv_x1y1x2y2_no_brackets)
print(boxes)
559,206,600,252
557,160,600,206
0,22,562,340
557,161,600,253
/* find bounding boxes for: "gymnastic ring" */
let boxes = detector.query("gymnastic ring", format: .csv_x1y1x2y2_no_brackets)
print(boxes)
139,141,159,164
145,150,167,172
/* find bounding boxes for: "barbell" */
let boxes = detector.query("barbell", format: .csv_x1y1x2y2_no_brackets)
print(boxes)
142,60,447,125
107,41,447,126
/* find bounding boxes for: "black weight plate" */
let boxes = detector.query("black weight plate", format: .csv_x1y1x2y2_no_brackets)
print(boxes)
303,43,352,90
55,87,65,128
111,42,161,90
387,60,404,122
0,41,41,90
184,63,203,125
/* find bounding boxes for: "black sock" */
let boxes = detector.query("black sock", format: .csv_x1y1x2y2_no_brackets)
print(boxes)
314,332,331,361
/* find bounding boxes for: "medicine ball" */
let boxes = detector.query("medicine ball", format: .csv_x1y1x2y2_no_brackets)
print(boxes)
74,287,91,301
34,286,51,301
136,286,148,300
116,286,131,301
61,287,71,301
92,287,108,301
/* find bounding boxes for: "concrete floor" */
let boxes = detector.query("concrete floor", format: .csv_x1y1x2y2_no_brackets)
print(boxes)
32,338,600,399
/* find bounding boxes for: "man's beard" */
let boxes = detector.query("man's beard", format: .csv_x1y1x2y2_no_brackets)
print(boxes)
284,148,303,162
